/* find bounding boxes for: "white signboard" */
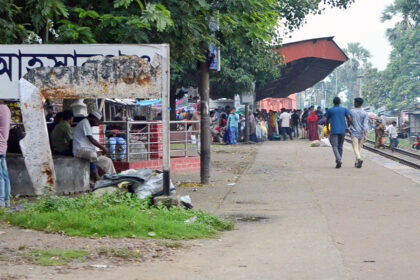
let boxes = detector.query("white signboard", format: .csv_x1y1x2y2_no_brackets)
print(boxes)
0,44,166,99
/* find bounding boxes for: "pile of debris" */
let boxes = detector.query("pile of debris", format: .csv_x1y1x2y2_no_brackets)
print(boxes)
92,168,192,209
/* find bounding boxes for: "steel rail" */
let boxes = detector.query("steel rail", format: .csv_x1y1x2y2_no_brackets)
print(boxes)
363,139,420,160
344,138,420,169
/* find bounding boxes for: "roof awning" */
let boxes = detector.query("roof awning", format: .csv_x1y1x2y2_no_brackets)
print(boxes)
256,37,348,101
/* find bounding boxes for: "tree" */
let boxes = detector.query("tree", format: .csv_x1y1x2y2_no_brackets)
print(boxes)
363,0,420,111
1,0,356,184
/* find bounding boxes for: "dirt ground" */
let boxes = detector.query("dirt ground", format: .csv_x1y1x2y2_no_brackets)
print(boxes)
0,143,258,279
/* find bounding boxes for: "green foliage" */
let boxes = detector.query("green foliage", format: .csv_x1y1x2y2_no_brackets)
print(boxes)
0,0,355,98
97,247,141,259
1,192,233,240
363,0,420,111
23,249,89,266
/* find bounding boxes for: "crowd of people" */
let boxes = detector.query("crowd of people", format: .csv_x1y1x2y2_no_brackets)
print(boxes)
204,97,393,170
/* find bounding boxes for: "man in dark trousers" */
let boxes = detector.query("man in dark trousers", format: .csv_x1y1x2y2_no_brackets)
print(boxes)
326,97,352,168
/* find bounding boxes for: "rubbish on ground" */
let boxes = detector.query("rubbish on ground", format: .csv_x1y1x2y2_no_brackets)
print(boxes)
320,138,332,147
310,140,321,147
193,188,198,192
93,169,175,200
180,195,193,209
227,183,236,186
148,232,156,237
185,216,197,224
91,264,108,269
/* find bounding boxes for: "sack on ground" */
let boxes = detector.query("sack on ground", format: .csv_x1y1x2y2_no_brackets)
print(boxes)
320,138,332,147
310,140,321,147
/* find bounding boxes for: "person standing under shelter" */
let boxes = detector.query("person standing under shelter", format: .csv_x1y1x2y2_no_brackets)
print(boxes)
291,110,300,138
227,108,239,145
387,121,399,152
306,110,319,141
73,111,116,175
326,97,352,168
349,98,369,168
0,100,11,207
279,108,292,141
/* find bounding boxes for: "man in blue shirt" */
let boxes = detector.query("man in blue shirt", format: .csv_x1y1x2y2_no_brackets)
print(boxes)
227,108,239,145
326,97,352,168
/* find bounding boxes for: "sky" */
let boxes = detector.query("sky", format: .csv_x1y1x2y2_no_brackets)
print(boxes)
284,0,398,70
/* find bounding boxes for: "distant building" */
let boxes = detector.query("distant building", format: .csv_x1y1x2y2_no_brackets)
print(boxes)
257,94,297,112
408,103,420,136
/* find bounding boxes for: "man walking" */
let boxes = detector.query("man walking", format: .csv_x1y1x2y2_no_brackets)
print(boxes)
0,100,11,207
387,121,399,152
326,97,352,168
279,108,292,140
73,111,116,175
349,98,369,168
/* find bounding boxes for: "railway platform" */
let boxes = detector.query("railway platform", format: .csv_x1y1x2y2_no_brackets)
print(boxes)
13,139,420,280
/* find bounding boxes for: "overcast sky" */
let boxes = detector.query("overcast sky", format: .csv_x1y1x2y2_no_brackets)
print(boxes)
284,0,398,70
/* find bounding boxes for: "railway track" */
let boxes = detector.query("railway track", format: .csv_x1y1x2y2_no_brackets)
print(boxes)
344,138,420,169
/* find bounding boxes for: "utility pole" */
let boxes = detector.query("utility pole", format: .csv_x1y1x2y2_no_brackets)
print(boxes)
199,59,210,184
357,75,364,97
335,72,338,96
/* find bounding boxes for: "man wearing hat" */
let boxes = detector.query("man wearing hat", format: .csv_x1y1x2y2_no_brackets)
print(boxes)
73,111,116,176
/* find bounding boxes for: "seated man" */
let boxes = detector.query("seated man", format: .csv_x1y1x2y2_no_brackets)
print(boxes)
51,110,74,156
73,111,116,176
106,116,126,161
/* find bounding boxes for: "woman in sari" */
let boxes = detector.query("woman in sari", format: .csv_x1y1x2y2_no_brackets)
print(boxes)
306,111,319,141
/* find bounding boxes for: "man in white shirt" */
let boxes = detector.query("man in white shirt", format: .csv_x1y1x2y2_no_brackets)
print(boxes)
279,108,292,141
386,121,399,152
73,111,116,176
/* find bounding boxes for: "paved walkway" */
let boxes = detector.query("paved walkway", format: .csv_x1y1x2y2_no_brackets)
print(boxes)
58,140,420,280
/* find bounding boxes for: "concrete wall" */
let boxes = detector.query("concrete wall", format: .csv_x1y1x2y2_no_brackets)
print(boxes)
7,154,90,196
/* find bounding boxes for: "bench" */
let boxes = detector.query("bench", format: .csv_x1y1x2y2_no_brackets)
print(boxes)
7,154,90,196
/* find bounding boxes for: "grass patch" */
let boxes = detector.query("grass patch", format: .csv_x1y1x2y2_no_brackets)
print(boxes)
97,247,141,259
158,241,186,249
367,131,415,150
22,249,89,266
0,192,233,240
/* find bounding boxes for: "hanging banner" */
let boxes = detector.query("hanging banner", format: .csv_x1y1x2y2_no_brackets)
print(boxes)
208,18,221,72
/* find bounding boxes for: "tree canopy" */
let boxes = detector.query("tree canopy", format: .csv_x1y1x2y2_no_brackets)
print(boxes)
364,0,420,111
1,0,356,99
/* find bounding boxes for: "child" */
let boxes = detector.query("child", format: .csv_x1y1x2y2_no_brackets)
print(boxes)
227,108,239,145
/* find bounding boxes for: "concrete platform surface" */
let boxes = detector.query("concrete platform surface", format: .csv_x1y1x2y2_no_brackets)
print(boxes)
31,140,420,280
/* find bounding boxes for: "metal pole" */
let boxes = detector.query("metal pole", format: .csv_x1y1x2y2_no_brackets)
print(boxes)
335,72,338,96
126,120,130,162
245,103,250,142
185,121,188,157
162,45,171,196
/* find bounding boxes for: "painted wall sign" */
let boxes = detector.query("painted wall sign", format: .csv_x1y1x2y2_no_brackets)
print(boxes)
0,44,165,99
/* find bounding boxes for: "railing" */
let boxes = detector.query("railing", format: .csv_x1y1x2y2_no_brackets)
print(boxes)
97,120,200,162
